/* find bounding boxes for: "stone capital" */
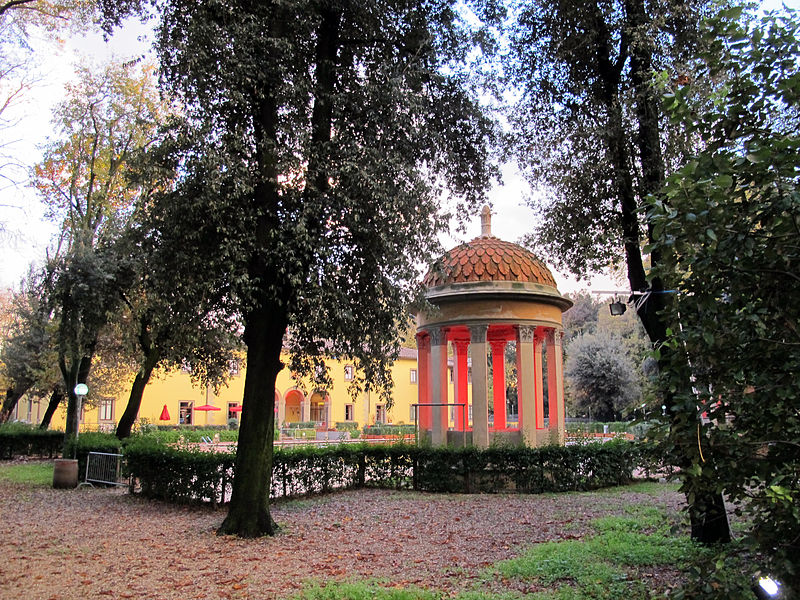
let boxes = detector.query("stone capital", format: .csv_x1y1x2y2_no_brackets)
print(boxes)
428,327,446,347
546,328,563,347
468,324,488,343
517,325,535,343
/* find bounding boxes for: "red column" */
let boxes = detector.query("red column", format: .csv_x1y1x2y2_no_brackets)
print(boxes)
490,340,507,430
452,340,470,431
416,333,431,431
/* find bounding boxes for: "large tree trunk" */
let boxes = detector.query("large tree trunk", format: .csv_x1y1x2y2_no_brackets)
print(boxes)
39,387,65,430
217,302,287,537
623,0,731,544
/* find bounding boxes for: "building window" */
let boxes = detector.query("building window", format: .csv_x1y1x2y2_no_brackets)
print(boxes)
376,404,386,424
410,369,417,384
229,360,240,376
179,401,193,425
344,364,355,381
345,404,354,421
410,405,416,422
228,403,240,420
99,399,114,421
181,361,192,374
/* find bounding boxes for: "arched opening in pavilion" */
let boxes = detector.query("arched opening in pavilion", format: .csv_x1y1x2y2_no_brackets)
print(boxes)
416,206,573,448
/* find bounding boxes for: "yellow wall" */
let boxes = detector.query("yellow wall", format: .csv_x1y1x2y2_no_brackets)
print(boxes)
21,353,425,431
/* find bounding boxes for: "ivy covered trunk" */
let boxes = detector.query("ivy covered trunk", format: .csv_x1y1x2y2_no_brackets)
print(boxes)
217,303,287,537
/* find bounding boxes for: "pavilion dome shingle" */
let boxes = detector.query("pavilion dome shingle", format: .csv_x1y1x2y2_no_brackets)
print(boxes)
423,235,557,289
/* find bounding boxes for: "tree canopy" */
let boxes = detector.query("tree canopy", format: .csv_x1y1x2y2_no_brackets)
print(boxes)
100,0,497,537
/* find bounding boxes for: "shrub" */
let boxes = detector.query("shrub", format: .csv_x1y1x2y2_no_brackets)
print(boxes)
0,423,64,459
126,440,644,506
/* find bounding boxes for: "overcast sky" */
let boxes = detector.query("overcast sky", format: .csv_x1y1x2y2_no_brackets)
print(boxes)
2,1,796,294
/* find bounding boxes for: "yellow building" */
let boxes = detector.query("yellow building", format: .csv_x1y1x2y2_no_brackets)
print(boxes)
11,347,434,432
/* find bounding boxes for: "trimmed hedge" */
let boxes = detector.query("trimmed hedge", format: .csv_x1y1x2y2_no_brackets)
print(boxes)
125,440,643,506
362,424,415,436
0,423,64,459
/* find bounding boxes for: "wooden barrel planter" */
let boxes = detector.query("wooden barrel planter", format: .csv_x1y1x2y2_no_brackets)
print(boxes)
52,458,78,489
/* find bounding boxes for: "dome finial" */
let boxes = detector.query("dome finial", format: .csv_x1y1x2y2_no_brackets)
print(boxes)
480,205,492,237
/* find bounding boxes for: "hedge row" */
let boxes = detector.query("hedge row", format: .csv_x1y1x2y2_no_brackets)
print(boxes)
0,424,64,459
124,440,643,506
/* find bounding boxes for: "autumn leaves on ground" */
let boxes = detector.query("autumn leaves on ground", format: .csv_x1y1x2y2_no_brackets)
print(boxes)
0,461,692,600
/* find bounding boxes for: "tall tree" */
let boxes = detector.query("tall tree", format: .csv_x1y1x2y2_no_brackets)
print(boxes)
650,8,800,594
0,264,60,424
32,60,166,439
565,330,640,421
507,0,735,543
101,0,496,537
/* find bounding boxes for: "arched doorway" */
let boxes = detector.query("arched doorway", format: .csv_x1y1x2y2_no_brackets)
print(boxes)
284,389,304,424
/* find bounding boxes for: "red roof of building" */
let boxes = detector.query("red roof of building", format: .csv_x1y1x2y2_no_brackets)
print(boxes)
423,236,557,289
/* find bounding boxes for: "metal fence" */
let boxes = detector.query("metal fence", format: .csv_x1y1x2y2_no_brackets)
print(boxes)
82,451,127,487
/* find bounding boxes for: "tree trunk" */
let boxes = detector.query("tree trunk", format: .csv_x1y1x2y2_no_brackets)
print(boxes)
0,384,30,423
116,319,161,439
217,302,287,537
39,387,65,429
116,347,160,439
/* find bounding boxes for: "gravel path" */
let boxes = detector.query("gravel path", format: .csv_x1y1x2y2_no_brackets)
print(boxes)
0,472,687,600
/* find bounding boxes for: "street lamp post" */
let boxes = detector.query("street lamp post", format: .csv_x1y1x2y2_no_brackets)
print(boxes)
74,383,88,442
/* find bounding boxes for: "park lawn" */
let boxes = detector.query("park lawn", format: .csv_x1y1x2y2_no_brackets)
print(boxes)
0,460,53,486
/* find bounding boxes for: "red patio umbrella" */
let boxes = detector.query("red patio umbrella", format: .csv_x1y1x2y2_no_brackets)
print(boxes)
194,403,221,426
229,405,243,413
159,404,170,421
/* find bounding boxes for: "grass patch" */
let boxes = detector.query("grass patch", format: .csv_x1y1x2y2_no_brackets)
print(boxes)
0,461,54,486
490,497,699,599
291,581,438,600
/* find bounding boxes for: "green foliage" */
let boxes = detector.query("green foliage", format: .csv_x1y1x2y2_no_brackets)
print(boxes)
125,441,643,506
134,428,238,444
494,504,698,599
362,424,415,436
292,582,438,600
334,422,359,431
649,8,800,593
565,331,641,421
0,461,54,486
0,422,63,459
285,422,318,430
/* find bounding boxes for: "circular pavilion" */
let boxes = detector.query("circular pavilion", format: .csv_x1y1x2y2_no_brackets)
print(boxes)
415,206,573,448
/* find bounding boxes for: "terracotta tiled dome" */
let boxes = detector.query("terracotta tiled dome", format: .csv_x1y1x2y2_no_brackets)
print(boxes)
424,236,557,288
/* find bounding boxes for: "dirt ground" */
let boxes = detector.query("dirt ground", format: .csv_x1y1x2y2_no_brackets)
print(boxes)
0,465,687,600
